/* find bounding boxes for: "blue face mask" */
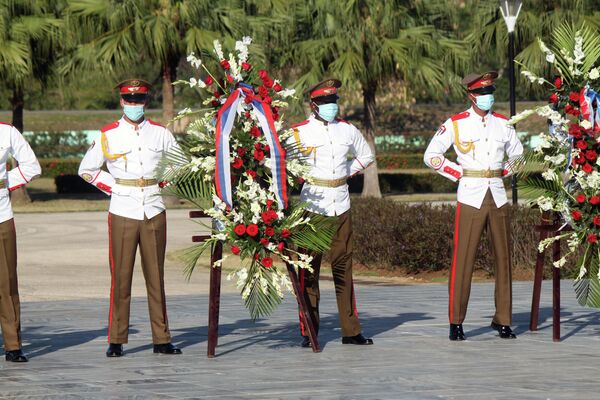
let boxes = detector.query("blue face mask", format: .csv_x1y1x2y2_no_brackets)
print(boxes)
474,94,495,111
316,103,339,122
123,104,145,121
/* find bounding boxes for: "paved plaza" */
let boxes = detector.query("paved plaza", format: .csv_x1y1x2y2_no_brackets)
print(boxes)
0,211,599,399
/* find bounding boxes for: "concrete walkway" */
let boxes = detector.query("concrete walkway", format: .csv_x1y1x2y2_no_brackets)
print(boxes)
0,211,599,399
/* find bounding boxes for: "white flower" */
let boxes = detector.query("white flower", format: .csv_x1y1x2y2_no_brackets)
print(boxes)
235,36,252,62
581,119,592,130
589,68,600,80
186,52,202,69
536,196,555,211
278,88,296,98
521,70,545,85
553,256,567,268
213,40,224,60
542,169,557,181
538,38,556,64
577,266,587,280
544,153,566,166
178,107,192,115
574,34,584,65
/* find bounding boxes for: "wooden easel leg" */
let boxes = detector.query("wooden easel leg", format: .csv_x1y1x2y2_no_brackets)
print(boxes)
552,238,561,342
530,231,547,331
207,241,223,358
286,264,321,353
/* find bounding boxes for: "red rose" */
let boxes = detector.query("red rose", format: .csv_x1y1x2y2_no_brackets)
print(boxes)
244,96,252,104
237,147,246,157
263,96,272,104
258,85,269,99
569,92,580,102
246,170,257,179
214,90,222,98
590,196,600,205
586,150,598,162
266,199,274,209
594,216,600,226
576,140,588,150
263,77,274,89
265,227,275,237
554,77,562,89
254,143,262,150
211,100,220,107
250,126,261,138
232,158,243,169
241,62,251,71
273,113,280,121
280,229,291,238
575,155,586,165
231,246,241,255
244,111,251,119
588,233,598,244
258,70,268,79
572,210,582,221
261,257,273,268
261,211,275,225
583,163,594,174
220,59,230,70
264,145,270,153
246,224,259,237
226,74,234,83
569,123,582,137
234,224,246,236
277,242,285,252
254,150,265,161
273,83,282,92
260,238,269,246
204,76,214,85
577,194,586,203
549,93,559,104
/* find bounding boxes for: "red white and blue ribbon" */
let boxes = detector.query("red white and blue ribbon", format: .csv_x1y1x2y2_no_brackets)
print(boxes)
580,86,600,129
214,83,288,210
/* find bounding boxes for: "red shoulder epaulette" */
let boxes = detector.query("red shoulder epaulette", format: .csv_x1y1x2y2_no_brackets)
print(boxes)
291,120,309,129
0,122,13,127
450,111,470,122
492,112,509,120
101,121,119,133
147,119,165,127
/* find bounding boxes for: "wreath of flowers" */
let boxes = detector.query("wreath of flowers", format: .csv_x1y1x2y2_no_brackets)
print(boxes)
160,37,336,318
509,23,600,306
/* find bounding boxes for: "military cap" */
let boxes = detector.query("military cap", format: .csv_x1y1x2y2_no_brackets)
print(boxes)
306,78,342,101
115,79,152,102
461,72,498,92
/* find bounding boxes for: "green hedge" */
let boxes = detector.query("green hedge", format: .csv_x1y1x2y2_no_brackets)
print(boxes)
39,158,81,178
341,198,578,277
348,171,457,194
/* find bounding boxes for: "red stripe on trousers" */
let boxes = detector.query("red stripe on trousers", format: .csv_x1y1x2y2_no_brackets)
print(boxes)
107,214,115,342
449,204,461,324
351,282,358,317
299,268,306,336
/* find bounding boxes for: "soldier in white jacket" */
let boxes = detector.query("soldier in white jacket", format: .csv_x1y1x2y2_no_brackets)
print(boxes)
0,122,41,362
79,79,181,357
423,72,523,341
292,79,375,347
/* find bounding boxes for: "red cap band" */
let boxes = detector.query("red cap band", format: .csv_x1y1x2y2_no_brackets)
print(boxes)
119,86,149,94
310,87,337,98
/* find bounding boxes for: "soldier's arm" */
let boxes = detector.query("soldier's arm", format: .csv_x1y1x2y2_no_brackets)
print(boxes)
78,133,115,195
348,125,374,176
502,125,524,178
423,120,462,182
7,126,42,191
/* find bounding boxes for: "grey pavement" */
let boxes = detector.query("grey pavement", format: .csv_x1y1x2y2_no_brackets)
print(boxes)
1,211,599,399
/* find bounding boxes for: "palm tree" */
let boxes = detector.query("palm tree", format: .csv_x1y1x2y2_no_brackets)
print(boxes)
0,0,64,203
64,0,248,122
290,0,469,198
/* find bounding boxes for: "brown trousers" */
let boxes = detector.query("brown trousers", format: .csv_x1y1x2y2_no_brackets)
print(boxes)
108,212,171,344
449,191,512,326
299,211,362,337
0,219,20,351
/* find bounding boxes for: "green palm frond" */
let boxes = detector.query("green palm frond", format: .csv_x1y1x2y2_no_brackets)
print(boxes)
243,261,283,320
285,207,338,253
574,249,600,307
517,176,563,200
512,150,547,179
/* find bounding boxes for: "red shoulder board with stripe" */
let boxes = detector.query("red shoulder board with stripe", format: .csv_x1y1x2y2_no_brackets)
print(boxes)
492,112,509,120
148,119,165,127
450,111,470,122
291,120,309,129
101,121,119,133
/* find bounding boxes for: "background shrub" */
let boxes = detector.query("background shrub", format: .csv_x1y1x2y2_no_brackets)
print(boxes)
337,198,577,278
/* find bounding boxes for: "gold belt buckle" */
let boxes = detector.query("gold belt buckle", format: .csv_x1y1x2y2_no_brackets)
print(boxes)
137,178,146,187
484,169,493,178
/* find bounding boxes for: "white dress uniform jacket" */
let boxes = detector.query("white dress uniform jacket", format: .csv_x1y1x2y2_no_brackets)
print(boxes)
79,117,179,220
0,123,42,223
293,115,374,216
423,107,524,209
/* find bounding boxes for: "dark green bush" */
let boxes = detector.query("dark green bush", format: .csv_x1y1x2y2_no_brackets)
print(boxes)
39,158,81,178
343,198,577,277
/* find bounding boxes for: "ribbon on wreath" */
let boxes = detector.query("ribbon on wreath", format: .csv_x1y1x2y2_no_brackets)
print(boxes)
580,86,600,130
214,82,288,210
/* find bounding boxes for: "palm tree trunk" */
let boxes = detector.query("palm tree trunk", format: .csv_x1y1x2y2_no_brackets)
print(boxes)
10,86,31,204
360,81,382,198
161,58,177,122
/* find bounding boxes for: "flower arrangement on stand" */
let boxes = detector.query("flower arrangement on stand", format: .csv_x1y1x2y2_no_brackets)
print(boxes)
160,37,336,318
509,23,600,306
